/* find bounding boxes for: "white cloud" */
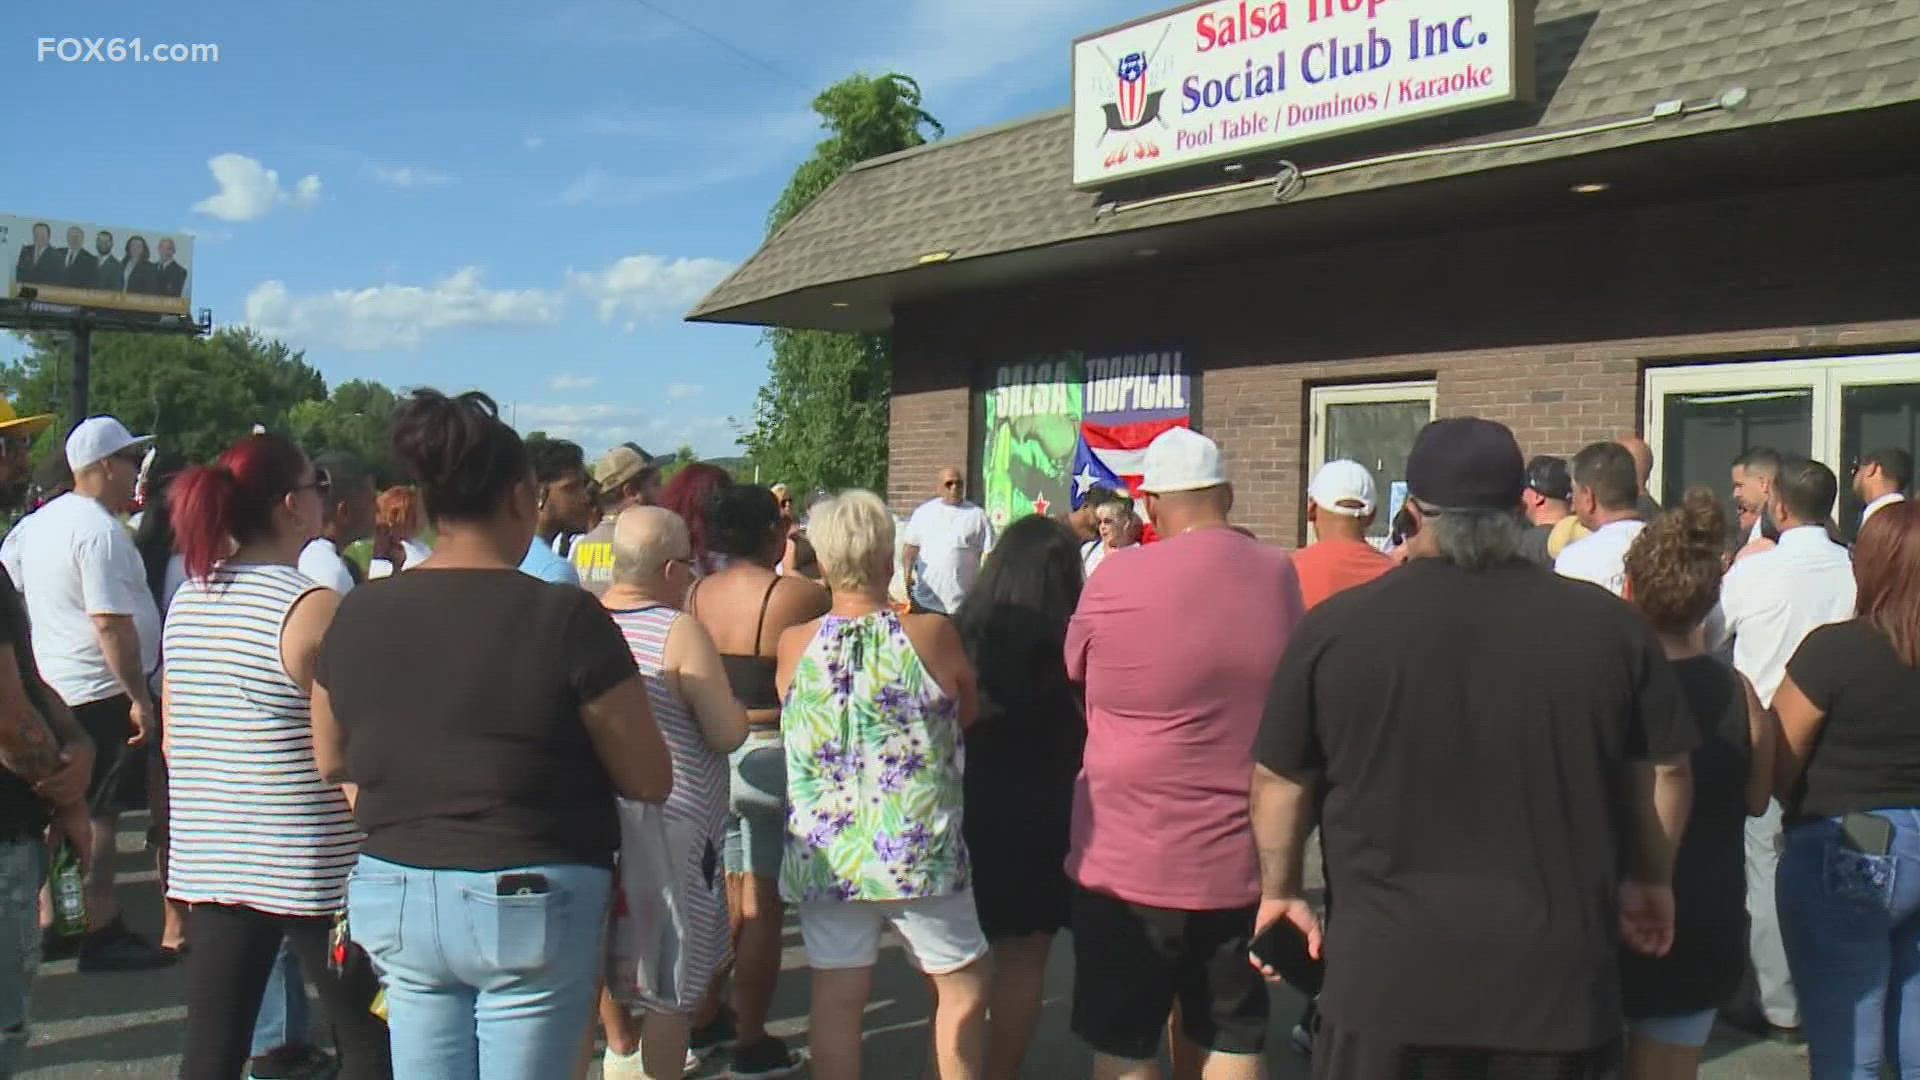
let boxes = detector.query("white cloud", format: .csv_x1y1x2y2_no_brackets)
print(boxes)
549,373,599,391
565,254,734,324
513,404,739,456
192,154,324,221
244,267,565,351
523,135,546,151
366,162,454,188
666,382,701,401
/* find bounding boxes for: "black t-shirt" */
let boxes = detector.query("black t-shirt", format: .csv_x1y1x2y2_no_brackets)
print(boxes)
0,572,61,842
1518,523,1555,569
315,568,638,871
1620,656,1751,1018
1784,620,1920,823
1258,557,1696,1051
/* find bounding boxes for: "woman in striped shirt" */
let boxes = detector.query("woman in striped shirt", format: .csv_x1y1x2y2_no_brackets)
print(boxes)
162,433,390,1079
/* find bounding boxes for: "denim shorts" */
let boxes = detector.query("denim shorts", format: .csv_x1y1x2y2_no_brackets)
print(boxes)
1628,1008,1717,1048
0,840,49,1077
723,732,786,880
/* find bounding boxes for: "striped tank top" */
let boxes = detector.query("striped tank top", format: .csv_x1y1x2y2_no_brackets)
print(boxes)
163,564,361,916
609,605,732,998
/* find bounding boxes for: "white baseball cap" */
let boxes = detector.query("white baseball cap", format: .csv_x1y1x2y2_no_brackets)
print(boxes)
1309,459,1378,517
65,416,154,472
1138,427,1226,495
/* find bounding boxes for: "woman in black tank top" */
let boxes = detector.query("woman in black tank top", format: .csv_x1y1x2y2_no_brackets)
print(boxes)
680,485,829,1074
1620,490,1774,1074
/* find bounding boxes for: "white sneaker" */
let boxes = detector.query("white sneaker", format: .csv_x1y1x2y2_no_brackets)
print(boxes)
602,1046,646,1080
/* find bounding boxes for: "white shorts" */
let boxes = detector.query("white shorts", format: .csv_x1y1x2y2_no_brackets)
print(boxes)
797,891,989,975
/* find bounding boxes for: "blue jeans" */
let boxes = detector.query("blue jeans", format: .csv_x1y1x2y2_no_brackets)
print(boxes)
0,841,47,1079
249,939,310,1056
347,855,611,1080
1779,809,1920,1078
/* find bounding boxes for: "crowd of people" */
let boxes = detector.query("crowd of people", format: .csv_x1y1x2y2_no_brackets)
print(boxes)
0,384,1915,1080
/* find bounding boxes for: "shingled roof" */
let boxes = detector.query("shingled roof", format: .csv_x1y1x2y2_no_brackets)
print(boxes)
691,0,1920,326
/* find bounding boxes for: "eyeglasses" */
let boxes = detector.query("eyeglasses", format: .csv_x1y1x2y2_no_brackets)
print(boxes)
294,468,333,498
665,556,694,574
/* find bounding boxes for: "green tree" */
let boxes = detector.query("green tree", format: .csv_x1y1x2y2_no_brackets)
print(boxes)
656,443,699,484
1,327,325,464
285,379,404,484
742,74,941,495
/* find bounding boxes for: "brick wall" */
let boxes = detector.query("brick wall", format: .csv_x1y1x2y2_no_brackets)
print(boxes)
888,174,1920,544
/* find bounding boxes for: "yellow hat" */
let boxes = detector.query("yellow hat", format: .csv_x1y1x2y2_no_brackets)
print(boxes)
0,399,54,439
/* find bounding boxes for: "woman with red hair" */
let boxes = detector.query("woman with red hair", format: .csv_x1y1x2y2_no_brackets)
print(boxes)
658,464,734,579
161,434,390,1078
1774,501,1920,1075
368,485,430,579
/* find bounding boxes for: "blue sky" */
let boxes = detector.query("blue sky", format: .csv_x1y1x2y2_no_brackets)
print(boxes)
8,0,1148,458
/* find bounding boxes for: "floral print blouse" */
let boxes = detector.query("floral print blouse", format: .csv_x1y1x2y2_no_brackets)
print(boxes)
780,610,969,904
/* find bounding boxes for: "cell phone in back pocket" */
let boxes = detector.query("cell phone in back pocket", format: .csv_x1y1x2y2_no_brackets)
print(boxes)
1841,812,1894,856
497,872,551,896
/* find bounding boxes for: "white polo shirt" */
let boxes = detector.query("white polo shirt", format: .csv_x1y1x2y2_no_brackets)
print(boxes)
903,498,994,614
1553,519,1646,598
1709,525,1856,706
0,493,161,707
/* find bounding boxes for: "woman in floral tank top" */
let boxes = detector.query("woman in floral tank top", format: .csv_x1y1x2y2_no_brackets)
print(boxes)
774,490,988,1080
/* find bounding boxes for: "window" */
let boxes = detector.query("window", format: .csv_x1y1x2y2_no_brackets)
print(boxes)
1310,381,1436,544
1645,355,1920,538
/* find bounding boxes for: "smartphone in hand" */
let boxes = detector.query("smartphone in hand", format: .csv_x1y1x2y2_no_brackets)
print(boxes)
1250,916,1324,993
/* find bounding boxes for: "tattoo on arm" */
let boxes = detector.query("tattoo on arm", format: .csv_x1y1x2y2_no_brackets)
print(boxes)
0,703,63,783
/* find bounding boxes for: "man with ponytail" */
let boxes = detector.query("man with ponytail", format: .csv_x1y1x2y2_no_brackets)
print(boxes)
1,416,170,973
162,433,391,1079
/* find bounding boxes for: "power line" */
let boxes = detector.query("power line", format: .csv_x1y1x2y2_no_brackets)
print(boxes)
626,0,811,91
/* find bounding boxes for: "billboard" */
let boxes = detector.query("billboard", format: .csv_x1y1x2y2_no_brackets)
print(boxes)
1072,0,1534,187
979,350,1192,531
2,214,194,317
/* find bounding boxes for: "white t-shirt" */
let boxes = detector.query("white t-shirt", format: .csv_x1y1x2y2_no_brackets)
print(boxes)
368,538,430,580
1553,519,1646,598
1708,526,1856,706
902,498,994,614
0,492,162,707
1082,539,1107,578
298,538,357,595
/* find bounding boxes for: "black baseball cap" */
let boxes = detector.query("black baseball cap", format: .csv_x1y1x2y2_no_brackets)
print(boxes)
1525,455,1573,503
1406,418,1526,511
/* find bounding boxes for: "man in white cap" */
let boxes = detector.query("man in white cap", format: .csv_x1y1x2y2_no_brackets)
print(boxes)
1293,460,1393,610
1064,426,1305,1079
0,416,168,972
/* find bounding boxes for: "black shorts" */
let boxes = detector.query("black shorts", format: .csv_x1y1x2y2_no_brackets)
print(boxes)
1069,885,1268,1060
73,695,148,817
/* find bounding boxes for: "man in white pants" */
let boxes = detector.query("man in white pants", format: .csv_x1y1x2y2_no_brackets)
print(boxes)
1709,454,1856,1040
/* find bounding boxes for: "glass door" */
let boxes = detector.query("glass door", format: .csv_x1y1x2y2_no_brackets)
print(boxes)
1310,382,1435,546
1646,354,1920,536
1837,360,1920,539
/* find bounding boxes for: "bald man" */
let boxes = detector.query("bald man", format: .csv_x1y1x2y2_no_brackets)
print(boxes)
1617,434,1662,518
901,466,993,614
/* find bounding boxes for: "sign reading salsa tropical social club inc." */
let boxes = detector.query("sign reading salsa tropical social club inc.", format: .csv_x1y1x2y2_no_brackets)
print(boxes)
1072,0,1535,187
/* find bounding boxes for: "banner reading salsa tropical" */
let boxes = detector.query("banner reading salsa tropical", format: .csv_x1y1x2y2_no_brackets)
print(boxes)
979,351,1192,530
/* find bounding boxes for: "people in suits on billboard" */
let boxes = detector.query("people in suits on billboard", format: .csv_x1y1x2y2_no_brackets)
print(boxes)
93,231,122,290
121,235,163,295
155,238,188,298
55,225,98,288
13,222,60,285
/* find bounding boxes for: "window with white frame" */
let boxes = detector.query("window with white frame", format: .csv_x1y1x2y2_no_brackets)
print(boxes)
1644,355,1920,537
1309,381,1437,544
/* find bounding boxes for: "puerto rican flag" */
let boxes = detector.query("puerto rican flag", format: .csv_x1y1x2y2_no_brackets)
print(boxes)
1071,417,1191,537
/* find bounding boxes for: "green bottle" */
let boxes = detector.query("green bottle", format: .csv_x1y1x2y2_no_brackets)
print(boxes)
50,840,87,938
